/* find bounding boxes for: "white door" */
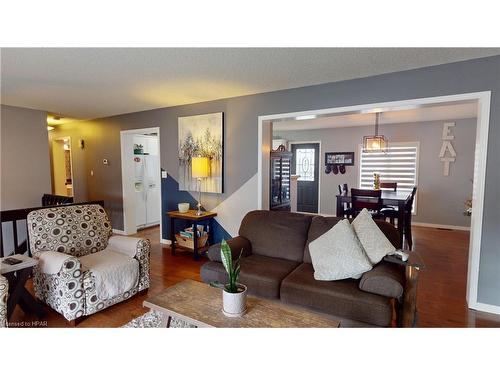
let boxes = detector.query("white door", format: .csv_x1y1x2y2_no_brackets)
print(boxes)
134,155,146,228
144,154,160,225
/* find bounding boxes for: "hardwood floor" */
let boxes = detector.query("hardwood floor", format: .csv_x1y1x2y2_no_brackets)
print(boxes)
9,224,500,327
412,226,500,327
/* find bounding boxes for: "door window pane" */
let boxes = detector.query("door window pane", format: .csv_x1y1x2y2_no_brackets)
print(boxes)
296,148,315,181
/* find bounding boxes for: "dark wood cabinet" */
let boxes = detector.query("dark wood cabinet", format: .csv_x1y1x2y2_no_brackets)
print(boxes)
270,147,292,211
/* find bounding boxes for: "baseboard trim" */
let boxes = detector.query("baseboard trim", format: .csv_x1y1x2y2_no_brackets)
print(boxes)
112,229,127,235
469,302,500,315
412,222,470,231
160,238,172,245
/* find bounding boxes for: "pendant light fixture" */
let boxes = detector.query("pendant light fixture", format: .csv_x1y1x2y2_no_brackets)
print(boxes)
363,111,388,153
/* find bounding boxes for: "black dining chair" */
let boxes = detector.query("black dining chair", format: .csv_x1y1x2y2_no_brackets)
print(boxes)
380,187,417,248
380,181,398,217
338,184,353,217
404,187,417,250
380,182,397,191
350,188,383,219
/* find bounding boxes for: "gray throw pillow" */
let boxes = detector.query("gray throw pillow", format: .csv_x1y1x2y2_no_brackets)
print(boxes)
352,208,396,265
309,219,372,281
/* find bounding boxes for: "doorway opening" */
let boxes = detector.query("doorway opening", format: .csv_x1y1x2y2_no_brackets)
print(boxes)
50,136,74,197
120,127,162,238
259,91,493,316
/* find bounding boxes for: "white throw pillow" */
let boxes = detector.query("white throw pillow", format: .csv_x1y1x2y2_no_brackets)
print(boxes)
309,219,372,281
352,208,396,265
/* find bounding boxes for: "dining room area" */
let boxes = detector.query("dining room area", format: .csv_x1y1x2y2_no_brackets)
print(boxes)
266,98,500,326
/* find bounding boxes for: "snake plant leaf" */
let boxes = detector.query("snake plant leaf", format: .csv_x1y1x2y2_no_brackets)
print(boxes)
220,239,232,276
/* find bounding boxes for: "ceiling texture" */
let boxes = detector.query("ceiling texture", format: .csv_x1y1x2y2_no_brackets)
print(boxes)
1,48,499,121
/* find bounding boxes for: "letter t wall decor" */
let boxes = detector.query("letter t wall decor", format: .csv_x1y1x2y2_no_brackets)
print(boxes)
439,122,457,176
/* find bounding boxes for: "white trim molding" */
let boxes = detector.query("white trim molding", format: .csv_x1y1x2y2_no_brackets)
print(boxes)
257,91,494,314
412,222,470,231
160,238,172,245
470,302,500,315
112,229,127,235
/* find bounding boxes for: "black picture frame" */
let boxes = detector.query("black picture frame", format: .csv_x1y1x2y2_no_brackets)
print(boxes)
325,152,355,166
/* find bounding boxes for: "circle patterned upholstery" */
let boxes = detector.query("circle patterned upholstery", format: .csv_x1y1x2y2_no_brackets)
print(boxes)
28,204,112,257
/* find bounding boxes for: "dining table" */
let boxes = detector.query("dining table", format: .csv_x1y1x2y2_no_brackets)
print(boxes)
336,189,412,249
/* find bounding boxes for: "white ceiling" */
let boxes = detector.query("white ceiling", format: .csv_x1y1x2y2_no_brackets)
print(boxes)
1,48,498,120
273,102,478,131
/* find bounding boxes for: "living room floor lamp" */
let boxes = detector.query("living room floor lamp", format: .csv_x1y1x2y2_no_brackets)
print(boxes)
191,156,210,216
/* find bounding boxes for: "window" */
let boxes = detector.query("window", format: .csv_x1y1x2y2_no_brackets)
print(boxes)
295,148,315,181
359,142,419,212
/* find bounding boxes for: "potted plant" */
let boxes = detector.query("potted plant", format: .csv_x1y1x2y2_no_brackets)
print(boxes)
219,239,247,317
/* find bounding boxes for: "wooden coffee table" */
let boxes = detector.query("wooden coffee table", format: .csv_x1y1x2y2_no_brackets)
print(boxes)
144,280,340,328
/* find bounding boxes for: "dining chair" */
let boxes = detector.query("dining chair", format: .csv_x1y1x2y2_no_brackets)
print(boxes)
380,182,397,191
404,187,418,250
379,182,398,222
350,188,383,218
338,184,353,217
380,187,417,247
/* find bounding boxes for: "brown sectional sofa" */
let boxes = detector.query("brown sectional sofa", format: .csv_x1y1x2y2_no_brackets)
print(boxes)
201,210,406,327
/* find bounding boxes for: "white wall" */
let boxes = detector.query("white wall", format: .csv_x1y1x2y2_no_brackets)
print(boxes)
1,105,51,210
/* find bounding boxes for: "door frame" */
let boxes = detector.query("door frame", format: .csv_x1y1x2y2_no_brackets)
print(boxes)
288,141,321,214
51,136,75,197
119,127,162,240
257,91,494,314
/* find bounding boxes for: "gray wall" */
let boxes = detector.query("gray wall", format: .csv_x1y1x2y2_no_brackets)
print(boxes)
0,105,51,210
275,118,477,227
52,55,499,307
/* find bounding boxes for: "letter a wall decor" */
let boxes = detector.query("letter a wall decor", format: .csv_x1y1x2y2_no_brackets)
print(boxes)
439,122,456,176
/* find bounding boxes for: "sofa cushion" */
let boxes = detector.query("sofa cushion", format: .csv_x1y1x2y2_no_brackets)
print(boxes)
352,209,396,264
359,261,404,299
207,236,252,262
309,219,372,281
201,254,299,299
280,263,394,327
239,210,312,262
304,216,400,263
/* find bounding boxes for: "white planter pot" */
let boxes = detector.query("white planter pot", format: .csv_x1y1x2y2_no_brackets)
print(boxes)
222,284,247,317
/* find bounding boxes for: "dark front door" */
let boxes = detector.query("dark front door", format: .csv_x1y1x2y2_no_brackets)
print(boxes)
291,143,319,213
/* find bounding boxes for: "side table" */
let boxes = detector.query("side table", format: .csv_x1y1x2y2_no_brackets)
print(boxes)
384,251,425,327
0,254,45,320
167,210,217,260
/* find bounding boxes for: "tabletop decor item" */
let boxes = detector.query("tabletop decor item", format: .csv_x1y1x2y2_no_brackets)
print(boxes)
212,240,246,317
178,112,224,194
191,156,210,215
464,198,472,216
373,172,381,190
177,202,190,213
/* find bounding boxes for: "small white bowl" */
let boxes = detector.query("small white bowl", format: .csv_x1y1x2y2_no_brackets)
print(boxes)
178,203,190,213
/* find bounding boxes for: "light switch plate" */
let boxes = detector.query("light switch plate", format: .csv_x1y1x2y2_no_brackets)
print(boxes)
161,170,167,178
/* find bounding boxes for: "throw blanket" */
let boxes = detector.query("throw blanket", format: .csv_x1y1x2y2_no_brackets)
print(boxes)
80,250,139,300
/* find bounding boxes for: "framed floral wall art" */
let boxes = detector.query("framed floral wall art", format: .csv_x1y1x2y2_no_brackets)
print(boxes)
178,112,224,193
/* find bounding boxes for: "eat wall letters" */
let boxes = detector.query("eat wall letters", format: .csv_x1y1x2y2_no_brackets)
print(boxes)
439,122,456,176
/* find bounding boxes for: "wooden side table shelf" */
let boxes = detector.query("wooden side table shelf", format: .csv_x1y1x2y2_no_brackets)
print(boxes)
167,210,217,260
0,254,45,320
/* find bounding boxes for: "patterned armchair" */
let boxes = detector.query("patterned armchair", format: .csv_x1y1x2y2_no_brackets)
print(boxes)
27,204,150,323
0,275,7,327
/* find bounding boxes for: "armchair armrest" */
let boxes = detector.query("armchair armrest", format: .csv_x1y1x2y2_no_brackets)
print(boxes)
37,251,76,275
207,236,252,262
107,235,148,257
